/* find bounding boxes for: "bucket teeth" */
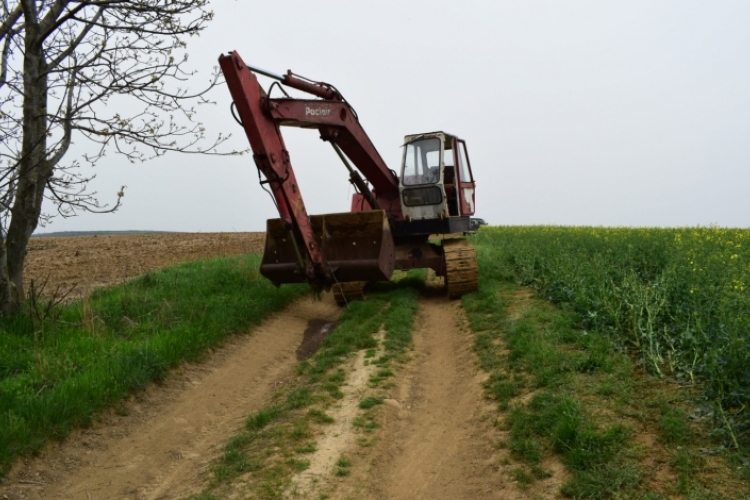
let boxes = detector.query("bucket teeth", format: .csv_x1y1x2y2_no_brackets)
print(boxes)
443,238,479,299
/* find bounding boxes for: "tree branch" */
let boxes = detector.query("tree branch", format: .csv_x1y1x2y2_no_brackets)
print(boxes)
46,7,102,69
18,0,38,29
0,33,12,88
46,177,125,215
0,2,22,40
46,66,76,169
42,1,206,40
38,0,72,38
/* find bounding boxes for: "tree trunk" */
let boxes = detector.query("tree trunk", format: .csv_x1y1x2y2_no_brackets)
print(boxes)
0,227,15,316
4,7,50,312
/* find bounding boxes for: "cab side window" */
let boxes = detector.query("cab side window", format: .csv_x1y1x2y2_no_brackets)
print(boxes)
457,141,472,184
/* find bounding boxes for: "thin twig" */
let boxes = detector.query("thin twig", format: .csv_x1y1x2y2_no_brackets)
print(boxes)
17,479,44,485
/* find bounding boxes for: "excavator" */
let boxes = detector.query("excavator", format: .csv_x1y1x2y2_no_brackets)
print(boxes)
218,51,478,304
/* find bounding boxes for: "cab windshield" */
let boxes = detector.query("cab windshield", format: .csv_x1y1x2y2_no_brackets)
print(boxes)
402,137,441,186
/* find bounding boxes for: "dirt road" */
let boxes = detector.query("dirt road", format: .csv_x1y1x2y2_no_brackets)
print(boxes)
357,297,509,499
1,296,340,500
321,297,559,500
5,233,745,499
4,231,537,498
2,296,535,500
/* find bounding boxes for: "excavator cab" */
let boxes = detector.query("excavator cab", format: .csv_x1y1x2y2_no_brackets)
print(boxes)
399,132,475,223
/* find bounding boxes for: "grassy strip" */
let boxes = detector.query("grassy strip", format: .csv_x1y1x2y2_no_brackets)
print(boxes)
188,272,422,500
462,239,749,498
0,255,306,476
470,226,750,447
499,299,640,498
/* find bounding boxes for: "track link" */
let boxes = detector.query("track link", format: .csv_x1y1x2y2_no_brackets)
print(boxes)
332,281,367,306
443,238,479,299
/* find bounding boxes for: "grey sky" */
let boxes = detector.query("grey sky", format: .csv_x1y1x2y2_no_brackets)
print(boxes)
39,0,750,233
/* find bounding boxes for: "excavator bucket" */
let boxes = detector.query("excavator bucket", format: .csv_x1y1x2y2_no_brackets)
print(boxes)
260,210,395,286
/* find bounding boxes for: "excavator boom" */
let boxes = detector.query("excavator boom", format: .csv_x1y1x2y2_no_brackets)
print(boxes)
218,51,397,288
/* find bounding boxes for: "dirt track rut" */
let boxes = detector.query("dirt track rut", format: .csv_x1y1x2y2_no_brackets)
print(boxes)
1,296,339,500
327,296,528,500
2,294,550,500
366,297,507,499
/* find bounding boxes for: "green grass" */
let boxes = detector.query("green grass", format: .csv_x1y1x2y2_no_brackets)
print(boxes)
467,280,643,496
463,233,750,498
359,396,384,409
470,226,750,449
0,255,306,476
307,408,335,424
189,271,422,499
460,238,646,496
659,406,692,446
353,412,379,432
335,454,352,476
247,406,285,431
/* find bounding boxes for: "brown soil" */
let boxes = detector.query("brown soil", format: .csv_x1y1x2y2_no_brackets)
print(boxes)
0,295,340,500
25,232,265,300
361,297,519,499
314,296,562,500
291,330,388,497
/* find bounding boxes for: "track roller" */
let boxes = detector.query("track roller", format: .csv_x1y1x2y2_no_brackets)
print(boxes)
332,281,367,306
443,238,479,299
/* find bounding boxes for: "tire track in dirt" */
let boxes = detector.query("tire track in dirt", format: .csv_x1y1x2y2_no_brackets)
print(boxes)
0,295,339,500
361,296,512,500
323,296,539,500
290,330,386,497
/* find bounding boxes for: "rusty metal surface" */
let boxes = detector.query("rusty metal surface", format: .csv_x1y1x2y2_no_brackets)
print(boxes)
261,210,395,286
219,51,329,284
268,98,402,205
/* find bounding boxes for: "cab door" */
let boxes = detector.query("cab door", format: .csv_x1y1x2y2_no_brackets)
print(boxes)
455,139,476,216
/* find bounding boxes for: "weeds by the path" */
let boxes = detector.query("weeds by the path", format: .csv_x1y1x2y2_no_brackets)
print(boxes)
462,238,750,499
0,255,306,476
472,226,750,451
187,272,422,500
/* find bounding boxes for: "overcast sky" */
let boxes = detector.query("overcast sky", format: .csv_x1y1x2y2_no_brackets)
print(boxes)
38,0,750,233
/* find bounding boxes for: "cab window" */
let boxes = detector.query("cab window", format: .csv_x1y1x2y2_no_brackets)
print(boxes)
403,137,441,185
457,141,472,183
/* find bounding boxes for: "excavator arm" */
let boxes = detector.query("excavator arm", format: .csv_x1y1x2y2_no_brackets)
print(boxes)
218,51,398,288
218,51,332,286
265,99,400,202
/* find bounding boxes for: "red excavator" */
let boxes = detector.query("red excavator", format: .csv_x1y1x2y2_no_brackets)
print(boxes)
218,51,478,304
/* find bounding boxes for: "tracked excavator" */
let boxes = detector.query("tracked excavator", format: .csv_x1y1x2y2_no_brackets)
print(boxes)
218,51,478,305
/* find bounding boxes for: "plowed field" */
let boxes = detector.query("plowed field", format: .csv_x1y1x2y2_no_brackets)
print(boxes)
25,232,265,300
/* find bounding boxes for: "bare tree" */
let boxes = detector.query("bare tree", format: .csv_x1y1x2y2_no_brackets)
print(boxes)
0,0,229,315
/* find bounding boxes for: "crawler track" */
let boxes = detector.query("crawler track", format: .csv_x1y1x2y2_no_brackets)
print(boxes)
443,238,479,299
332,281,367,305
